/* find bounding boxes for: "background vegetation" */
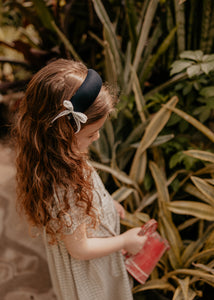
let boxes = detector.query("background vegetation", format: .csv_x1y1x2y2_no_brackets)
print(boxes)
0,0,214,299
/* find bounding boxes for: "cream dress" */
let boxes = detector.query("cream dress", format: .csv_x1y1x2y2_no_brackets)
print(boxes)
43,168,133,300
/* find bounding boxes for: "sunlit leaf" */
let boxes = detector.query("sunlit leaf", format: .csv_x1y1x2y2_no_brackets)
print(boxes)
170,60,193,75
184,183,214,206
149,161,182,268
182,224,214,266
177,217,199,231
167,201,214,221
183,150,214,163
185,249,214,268
195,164,214,176
120,211,142,228
172,284,196,300
160,215,182,269
163,105,214,142
191,176,214,207
112,186,135,202
166,269,214,283
206,179,214,186
187,64,201,78
135,212,150,223
180,50,203,61
150,134,175,147
131,67,147,123
129,151,147,185
149,161,170,203
192,262,214,275
91,161,139,188
92,0,123,82
131,0,159,81
132,279,174,293
130,96,178,183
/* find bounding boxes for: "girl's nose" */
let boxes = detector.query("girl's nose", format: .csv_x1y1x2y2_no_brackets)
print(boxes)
93,131,100,141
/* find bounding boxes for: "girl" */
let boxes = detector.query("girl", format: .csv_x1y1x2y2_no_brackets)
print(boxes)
15,59,147,300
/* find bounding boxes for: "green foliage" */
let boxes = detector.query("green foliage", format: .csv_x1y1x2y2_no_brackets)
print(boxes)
91,102,214,298
170,51,214,77
1,0,214,298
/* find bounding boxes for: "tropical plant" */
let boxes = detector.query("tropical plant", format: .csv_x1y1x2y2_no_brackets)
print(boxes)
91,95,214,299
1,0,214,298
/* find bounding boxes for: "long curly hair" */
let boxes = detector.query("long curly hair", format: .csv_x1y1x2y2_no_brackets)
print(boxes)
14,59,116,242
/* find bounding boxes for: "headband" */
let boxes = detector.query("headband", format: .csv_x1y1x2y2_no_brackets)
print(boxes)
51,69,102,133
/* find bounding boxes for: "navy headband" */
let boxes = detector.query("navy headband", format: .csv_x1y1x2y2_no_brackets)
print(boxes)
51,68,102,132
70,68,102,113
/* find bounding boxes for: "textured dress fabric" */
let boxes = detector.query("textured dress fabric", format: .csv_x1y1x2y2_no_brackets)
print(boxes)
43,168,133,300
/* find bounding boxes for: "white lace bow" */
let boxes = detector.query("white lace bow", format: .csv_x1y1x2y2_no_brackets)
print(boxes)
51,100,88,133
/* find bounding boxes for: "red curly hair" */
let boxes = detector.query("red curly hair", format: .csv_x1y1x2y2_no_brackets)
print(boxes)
14,59,116,242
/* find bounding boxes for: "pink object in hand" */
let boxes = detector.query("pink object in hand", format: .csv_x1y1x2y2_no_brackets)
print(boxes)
125,219,170,284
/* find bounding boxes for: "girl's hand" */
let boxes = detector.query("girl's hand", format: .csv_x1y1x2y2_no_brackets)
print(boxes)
121,227,147,255
113,200,125,219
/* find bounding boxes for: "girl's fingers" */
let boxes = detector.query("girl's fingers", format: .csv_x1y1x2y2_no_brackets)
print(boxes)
113,200,125,219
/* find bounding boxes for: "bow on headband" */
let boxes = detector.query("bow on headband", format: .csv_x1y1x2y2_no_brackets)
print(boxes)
51,100,88,133
51,68,102,133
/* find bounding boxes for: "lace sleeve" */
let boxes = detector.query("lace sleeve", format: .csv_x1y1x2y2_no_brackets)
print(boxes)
51,187,97,236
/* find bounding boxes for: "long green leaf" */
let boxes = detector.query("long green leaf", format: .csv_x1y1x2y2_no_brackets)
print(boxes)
50,21,81,61
32,0,55,32
163,105,214,142
192,262,214,275
165,269,214,283
92,0,123,81
120,211,142,228
151,134,175,147
131,67,147,122
126,0,159,93
173,284,196,300
103,28,118,84
132,279,174,293
129,150,147,185
149,161,183,268
185,248,214,268
111,186,135,202
183,150,214,163
167,201,214,221
90,161,139,190
149,161,170,204
184,183,212,206
129,96,178,183
141,27,177,85
200,0,212,52
135,212,150,223
124,0,138,49
138,96,178,154
173,0,185,52
182,224,214,266
132,0,159,72
191,176,214,207
195,164,214,176
206,2,214,53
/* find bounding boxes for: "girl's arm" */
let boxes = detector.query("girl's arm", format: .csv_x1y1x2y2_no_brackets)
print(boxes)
62,223,147,260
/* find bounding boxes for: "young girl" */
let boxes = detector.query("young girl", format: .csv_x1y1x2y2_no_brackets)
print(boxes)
15,59,147,300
